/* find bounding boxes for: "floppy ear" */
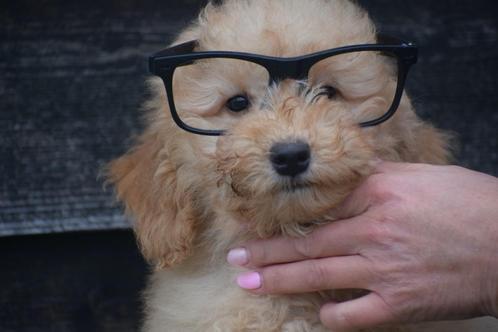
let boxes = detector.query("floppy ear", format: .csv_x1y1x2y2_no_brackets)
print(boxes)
410,122,454,164
388,97,454,165
107,131,198,269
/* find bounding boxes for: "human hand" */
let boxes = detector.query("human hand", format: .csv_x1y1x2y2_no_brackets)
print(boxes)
227,162,498,331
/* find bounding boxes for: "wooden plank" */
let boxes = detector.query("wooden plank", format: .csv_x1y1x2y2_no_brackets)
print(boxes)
0,1,204,235
0,230,146,332
1,0,497,236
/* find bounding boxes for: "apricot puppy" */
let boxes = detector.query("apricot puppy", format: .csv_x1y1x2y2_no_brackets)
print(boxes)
104,1,482,331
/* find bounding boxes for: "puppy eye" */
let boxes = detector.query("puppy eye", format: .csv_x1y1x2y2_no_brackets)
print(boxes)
226,95,250,112
320,85,338,99
309,85,339,104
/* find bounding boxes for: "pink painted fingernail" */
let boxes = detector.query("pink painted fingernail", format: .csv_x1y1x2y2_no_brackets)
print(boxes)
227,248,248,266
236,271,261,290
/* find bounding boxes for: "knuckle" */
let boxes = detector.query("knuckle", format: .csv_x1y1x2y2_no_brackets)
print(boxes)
319,306,334,329
250,239,272,265
365,175,387,195
304,260,330,291
261,267,282,292
335,310,358,330
320,306,357,331
363,217,401,254
365,174,395,202
364,218,392,242
293,233,318,259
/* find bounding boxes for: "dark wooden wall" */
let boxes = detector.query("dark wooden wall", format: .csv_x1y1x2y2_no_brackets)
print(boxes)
1,0,497,331
0,231,146,332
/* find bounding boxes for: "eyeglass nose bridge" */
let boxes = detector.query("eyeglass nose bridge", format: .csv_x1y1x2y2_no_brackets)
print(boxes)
267,60,310,84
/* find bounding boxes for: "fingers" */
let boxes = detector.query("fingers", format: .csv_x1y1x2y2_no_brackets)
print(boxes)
333,183,373,219
336,161,428,216
230,218,370,268
231,161,427,268
331,162,403,219
320,292,396,331
242,255,373,294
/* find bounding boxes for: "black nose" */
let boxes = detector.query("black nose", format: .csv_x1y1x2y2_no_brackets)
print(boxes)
270,141,311,177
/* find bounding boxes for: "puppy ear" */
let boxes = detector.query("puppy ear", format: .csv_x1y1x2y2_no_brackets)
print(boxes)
391,98,454,165
107,131,198,269
410,122,454,164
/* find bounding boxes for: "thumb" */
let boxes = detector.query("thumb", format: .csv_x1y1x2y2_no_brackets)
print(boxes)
320,292,396,331
333,160,419,219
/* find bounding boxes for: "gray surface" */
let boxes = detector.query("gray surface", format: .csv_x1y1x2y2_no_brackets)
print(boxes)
1,1,202,236
1,0,497,236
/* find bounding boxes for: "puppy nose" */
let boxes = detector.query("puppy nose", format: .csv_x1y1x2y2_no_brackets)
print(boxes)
270,141,311,177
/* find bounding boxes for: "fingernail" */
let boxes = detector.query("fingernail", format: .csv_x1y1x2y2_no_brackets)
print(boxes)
227,248,248,266
236,271,261,290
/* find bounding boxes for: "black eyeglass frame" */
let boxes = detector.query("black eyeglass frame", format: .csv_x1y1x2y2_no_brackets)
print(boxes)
149,35,418,136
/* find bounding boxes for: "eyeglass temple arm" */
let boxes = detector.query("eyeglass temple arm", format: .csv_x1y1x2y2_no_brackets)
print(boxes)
152,35,410,58
151,40,198,57
377,34,413,46
149,40,199,73
149,35,413,73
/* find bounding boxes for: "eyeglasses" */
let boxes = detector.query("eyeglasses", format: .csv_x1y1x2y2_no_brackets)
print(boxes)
149,35,418,136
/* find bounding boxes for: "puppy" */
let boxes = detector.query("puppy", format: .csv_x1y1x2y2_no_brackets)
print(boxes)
108,0,493,331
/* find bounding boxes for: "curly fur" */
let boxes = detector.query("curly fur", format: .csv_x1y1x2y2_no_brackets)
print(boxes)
106,0,494,331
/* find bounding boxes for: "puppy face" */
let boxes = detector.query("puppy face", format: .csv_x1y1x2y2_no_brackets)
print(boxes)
109,0,450,268
171,0,394,236
213,81,375,237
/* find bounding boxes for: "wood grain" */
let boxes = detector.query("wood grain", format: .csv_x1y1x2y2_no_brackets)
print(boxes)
1,0,497,236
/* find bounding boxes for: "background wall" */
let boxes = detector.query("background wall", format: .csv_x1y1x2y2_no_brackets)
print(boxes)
1,0,497,331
